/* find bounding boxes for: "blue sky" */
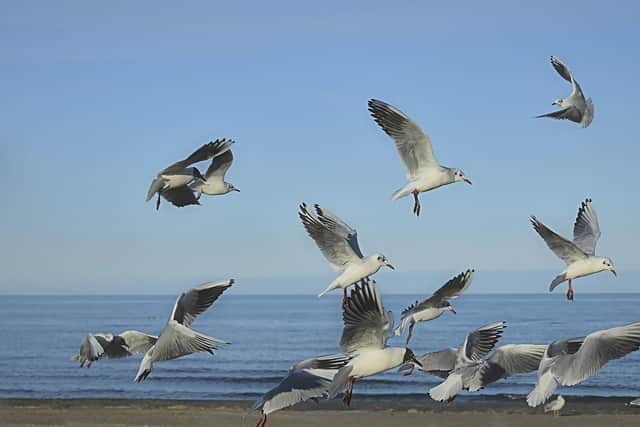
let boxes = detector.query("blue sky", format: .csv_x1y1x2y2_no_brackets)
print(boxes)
1,1,639,294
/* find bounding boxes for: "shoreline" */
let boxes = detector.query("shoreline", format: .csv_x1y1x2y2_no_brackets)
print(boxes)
1,397,639,426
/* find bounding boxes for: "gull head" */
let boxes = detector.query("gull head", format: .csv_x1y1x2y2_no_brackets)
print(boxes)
375,254,395,270
402,348,422,367
600,257,616,277
225,182,240,193
552,98,566,107
438,300,456,315
452,168,472,185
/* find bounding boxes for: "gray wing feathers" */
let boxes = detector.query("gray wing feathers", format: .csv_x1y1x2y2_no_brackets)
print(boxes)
299,203,361,271
206,149,234,179
291,354,351,372
536,107,583,123
161,186,200,207
152,323,228,362
402,269,474,317
414,348,458,377
463,322,506,362
550,56,573,82
368,98,438,178
530,216,587,264
161,139,233,174
572,199,600,255
488,344,546,377
313,204,364,258
253,369,334,415
340,279,386,354
557,322,640,386
171,279,234,327
119,331,158,355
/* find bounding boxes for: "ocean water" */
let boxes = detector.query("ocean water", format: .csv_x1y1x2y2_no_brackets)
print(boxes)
1,293,639,401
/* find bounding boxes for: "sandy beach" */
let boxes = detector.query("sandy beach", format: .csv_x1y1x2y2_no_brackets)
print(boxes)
1,398,639,427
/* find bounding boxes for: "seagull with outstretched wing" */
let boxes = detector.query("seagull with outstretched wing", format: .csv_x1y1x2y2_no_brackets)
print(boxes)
368,99,472,216
299,203,394,305
134,279,233,382
72,331,157,368
146,139,234,210
396,269,474,344
527,322,640,407
531,198,615,301
537,56,594,128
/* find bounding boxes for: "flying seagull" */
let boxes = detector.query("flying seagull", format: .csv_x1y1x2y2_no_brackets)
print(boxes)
146,139,234,210
251,354,350,427
536,56,594,128
527,321,640,407
400,334,545,402
134,279,233,382
368,99,472,216
298,203,394,305
395,269,474,344
530,198,615,301
544,395,566,417
189,146,239,198
326,279,422,407
72,331,157,368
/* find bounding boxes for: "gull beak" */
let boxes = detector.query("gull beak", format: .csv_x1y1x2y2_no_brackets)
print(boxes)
448,307,457,315
233,188,240,192
411,357,423,368
611,269,617,277
463,178,472,185
385,262,395,270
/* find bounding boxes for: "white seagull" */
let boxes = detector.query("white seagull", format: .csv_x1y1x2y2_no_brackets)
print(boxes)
544,395,566,417
189,145,239,198
134,279,233,382
400,327,545,402
527,321,640,407
395,269,474,344
368,99,472,216
251,354,350,427
146,139,234,210
298,203,394,305
536,56,594,128
72,331,157,368
531,198,616,301
326,279,422,407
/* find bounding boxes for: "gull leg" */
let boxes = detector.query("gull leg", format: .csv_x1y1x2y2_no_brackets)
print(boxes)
403,365,415,376
156,193,161,210
87,361,92,368
343,377,354,407
342,288,348,308
406,322,415,345
256,412,267,427
446,396,456,406
566,279,574,301
80,361,85,368
412,191,421,216
196,191,202,201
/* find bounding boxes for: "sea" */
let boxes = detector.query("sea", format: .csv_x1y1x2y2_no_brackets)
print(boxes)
1,294,639,402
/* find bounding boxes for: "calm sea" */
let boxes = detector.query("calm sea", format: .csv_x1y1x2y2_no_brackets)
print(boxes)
1,294,639,401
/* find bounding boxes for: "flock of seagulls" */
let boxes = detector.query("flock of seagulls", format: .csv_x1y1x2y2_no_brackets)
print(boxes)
73,56,640,426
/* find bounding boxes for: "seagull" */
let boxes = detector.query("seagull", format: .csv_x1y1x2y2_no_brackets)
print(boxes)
368,99,472,216
134,279,233,382
423,322,520,402
527,321,640,407
395,269,474,344
544,395,566,417
530,198,616,301
536,56,594,128
146,139,234,210
189,146,239,199
251,354,350,427
628,398,640,407
326,279,422,407
400,333,545,402
298,203,394,305
72,331,157,368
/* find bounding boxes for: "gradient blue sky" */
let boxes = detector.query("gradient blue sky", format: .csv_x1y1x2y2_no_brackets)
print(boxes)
2,1,639,294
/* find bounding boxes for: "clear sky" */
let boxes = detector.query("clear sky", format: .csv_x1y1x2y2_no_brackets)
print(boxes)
1,1,639,294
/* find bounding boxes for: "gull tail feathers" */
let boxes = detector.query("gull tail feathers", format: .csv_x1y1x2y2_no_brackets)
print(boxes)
327,365,353,399
549,274,567,292
429,374,463,402
390,185,413,201
318,283,338,297
527,373,558,407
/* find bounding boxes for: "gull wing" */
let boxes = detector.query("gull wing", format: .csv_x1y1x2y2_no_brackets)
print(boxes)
572,198,601,255
170,279,234,328
299,203,362,271
368,99,438,180
530,216,588,264
161,139,232,175
460,322,506,363
401,269,474,318
340,279,387,354
161,186,200,208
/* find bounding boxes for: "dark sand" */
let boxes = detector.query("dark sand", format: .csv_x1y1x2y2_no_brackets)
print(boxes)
1,398,639,426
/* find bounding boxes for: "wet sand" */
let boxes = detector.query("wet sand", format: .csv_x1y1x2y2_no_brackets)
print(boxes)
1,398,639,426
